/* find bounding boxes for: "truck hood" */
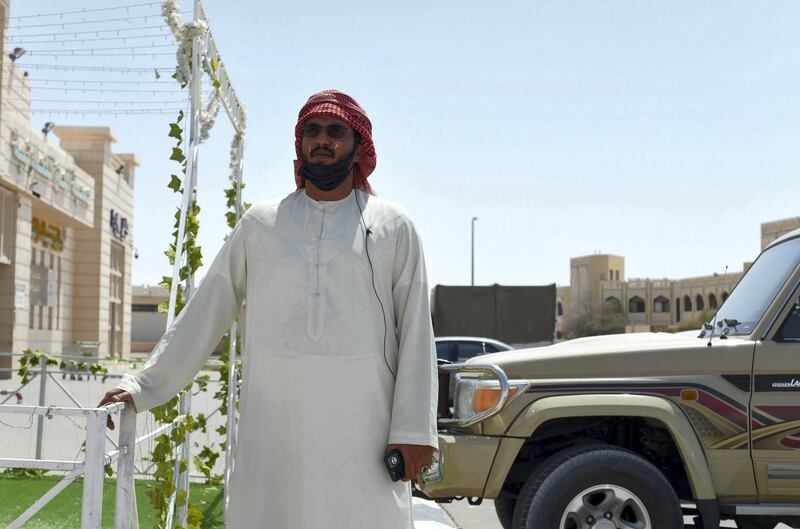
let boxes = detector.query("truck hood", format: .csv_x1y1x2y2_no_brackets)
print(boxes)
469,332,752,380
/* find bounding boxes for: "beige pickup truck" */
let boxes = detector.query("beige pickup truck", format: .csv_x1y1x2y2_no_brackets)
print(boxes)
419,229,800,529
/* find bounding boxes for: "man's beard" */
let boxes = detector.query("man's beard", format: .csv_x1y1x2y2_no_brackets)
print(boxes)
299,146,357,192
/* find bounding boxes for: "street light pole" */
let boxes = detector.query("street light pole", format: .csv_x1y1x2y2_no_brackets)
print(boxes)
471,216,478,286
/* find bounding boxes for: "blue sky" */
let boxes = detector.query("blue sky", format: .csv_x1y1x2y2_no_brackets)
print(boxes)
10,1,800,288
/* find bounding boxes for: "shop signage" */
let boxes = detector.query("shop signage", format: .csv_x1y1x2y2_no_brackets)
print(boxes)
32,217,65,252
11,144,53,180
10,131,92,207
110,209,129,240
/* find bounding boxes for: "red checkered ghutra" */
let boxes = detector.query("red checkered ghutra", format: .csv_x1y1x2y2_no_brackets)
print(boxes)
294,89,376,194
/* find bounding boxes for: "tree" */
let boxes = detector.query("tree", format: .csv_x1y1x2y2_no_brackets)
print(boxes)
565,303,629,338
672,309,716,332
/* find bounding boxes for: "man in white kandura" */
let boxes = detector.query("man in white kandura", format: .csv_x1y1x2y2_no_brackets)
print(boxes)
100,90,438,528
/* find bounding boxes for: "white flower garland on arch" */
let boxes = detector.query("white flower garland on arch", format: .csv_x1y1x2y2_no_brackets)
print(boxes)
161,0,246,179
161,1,246,205
228,108,247,187
161,0,218,144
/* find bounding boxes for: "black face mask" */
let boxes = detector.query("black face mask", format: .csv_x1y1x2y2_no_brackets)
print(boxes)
299,146,358,192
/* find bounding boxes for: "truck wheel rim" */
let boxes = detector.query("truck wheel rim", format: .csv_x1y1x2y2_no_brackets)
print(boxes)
558,484,651,529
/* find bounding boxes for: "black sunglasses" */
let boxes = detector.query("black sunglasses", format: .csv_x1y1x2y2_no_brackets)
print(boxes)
301,123,353,140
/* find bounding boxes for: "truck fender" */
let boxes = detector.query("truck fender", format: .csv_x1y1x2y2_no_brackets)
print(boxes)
484,393,717,501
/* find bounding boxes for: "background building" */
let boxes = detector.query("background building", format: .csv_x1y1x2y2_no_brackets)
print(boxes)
131,284,228,357
556,217,798,338
131,285,167,355
0,6,137,377
566,254,625,323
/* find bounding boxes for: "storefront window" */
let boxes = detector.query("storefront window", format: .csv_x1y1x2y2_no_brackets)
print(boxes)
0,187,13,264
29,246,59,330
109,242,124,356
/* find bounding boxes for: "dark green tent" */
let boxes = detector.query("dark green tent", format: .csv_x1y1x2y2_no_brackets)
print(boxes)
431,284,556,345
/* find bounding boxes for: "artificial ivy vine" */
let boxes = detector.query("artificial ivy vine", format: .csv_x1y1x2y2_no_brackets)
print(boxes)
16,348,110,385
148,117,250,528
144,5,249,526
207,138,251,483
144,109,204,529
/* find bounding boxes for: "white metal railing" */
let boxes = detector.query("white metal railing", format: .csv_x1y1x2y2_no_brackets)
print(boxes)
0,350,240,529
0,351,226,480
0,360,238,527
0,402,185,529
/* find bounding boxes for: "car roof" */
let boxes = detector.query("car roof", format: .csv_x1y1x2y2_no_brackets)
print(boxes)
435,336,512,348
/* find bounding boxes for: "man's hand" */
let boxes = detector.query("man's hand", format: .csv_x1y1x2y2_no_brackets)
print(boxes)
386,444,436,482
97,388,134,430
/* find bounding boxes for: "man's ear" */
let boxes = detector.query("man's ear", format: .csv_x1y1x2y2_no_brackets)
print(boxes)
352,143,362,164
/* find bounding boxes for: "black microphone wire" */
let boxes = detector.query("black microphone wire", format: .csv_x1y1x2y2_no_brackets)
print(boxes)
354,190,396,379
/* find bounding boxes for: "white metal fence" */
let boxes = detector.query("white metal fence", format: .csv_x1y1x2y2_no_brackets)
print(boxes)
0,401,182,529
0,351,236,528
1,352,132,463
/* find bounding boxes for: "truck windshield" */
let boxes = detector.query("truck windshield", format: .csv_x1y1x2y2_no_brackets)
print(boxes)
710,237,800,336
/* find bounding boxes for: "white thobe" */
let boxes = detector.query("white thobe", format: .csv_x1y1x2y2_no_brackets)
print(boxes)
117,188,438,529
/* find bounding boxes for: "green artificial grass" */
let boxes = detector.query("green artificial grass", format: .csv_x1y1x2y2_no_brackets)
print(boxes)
0,474,225,528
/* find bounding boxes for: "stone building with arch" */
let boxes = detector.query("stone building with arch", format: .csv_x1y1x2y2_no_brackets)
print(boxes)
555,216,800,338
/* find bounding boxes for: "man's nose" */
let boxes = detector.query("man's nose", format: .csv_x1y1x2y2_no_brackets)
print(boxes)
312,135,332,149
315,132,333,144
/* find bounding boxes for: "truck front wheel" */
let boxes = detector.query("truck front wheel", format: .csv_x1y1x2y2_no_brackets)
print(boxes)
494,493,516,529
512,444,683,529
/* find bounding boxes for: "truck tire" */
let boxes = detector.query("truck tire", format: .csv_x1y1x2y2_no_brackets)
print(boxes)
494,494,515,529
512,444,683,529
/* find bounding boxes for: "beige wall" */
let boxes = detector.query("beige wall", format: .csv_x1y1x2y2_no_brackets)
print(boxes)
672,273,742,327
568,254,624,320
597,272,743,332
54,127,137,358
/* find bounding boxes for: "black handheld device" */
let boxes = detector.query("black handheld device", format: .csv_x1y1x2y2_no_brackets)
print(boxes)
383,448,405,482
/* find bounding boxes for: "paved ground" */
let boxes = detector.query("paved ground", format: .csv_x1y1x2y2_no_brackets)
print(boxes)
414,498,457,528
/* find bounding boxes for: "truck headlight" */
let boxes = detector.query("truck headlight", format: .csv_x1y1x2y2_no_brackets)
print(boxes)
453,378,528,421
421,449,443,483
